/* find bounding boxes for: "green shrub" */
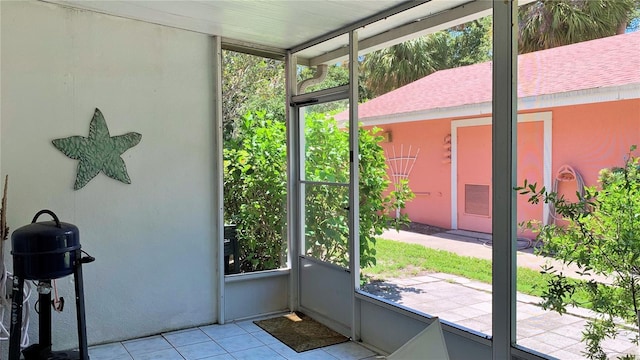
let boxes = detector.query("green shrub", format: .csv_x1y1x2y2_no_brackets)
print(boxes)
224,112,287,271
517,146,640,360
224,111,413,272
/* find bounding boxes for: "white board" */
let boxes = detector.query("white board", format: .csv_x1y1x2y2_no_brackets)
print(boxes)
387,318,450,360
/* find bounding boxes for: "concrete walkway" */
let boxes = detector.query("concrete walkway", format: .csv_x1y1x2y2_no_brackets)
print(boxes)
372,230,637,359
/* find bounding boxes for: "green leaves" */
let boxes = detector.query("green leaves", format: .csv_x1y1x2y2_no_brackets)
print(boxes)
518,146,640,359
518,0,638,54
224,111,414,273
224,112,288,272
362,17,492,97
301,114,413,269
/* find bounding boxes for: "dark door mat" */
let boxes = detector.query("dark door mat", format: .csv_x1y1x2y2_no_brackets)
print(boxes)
254,312,349,352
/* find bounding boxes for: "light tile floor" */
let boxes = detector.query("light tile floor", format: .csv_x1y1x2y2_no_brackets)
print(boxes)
89,320,381,360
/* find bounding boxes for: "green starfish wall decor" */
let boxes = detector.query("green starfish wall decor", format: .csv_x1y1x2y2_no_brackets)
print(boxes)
52,108,142,190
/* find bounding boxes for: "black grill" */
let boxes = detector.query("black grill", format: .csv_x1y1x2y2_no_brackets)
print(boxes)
9,210,94,360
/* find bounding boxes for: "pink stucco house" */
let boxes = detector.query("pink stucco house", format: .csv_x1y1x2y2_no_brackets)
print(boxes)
353,32,640,236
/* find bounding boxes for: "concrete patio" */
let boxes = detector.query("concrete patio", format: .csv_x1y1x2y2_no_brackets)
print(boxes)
367,230,639,359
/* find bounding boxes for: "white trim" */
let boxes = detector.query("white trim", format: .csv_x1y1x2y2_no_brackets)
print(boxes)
450,112,552,230
519,83,640,111
348,30,362,342
212,35,225,325
542,114,552,226
224,268,290,283
359,83,639,127
285,51,299,315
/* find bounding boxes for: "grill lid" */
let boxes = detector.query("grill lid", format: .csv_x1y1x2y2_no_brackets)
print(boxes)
12,210,80,256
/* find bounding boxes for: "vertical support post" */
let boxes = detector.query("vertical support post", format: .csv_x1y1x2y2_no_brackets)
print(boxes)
492,1,518,359
212,35,225,325
286,51,300,312
348,30,361,341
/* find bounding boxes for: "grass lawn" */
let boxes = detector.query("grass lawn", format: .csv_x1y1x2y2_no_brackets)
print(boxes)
364,238,590,305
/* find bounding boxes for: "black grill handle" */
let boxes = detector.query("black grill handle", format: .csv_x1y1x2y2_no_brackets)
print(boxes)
31,209,61,228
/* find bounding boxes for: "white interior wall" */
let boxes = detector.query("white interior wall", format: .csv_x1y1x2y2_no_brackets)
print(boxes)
1,0,217,350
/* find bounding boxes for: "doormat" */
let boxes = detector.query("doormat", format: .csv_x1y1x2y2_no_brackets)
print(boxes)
254,312,349,352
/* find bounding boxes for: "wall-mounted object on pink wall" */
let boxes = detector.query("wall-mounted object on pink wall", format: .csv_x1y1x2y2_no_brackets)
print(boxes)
442,134,452,164
379,131,392,143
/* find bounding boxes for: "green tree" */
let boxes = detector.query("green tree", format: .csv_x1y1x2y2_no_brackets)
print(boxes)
519,0,639,53
302,112,351,265
224,111,412,272
360,1,639,96
224,112,288,271
222,51,285,140
361,17,492,97
223,53,360,138
517,147,640,360
302,112,413,269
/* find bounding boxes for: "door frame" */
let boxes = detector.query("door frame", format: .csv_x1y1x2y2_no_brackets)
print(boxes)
288,31,361,339
450,111,553,230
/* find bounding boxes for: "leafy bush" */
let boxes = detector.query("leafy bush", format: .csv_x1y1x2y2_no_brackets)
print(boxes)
224,111,413,272
224,112,287,271
517,146,640,360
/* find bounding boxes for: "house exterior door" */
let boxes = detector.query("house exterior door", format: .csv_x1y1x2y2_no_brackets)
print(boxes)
457,125,493,233
457,121,544,234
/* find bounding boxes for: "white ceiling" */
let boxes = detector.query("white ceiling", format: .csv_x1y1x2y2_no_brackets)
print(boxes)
40,0,520,64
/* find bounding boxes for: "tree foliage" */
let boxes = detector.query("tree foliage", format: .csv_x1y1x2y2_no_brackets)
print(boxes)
519,0,639,53
302,112,350,266
300,63,374,104
224,111,413,272
302,112,413,268
361,17,492,97
224,112,288,271
222,51,413,272
221,2,640,123
517,146,640,360
222,53,366,138
222,51,285,140
360,1,640,96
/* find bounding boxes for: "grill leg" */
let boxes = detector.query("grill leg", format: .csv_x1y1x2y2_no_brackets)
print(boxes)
74,250,89,360
8,271,24,360
39,280,52,350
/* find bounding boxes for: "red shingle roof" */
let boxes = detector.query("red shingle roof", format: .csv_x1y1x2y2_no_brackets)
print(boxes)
356,32,640,120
